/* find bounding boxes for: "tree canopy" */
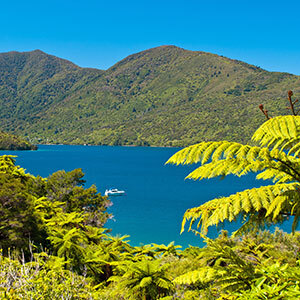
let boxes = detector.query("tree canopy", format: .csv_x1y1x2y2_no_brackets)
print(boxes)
0,155,111,256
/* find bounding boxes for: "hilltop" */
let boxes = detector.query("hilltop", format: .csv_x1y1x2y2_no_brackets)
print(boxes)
0,46,299,146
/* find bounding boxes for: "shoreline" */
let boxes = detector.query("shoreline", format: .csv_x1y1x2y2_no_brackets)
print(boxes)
34,143,181,149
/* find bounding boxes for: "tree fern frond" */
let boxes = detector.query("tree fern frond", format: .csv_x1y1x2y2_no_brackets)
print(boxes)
232,214,270,236
212,142,236,161
168,114,300,237
181,183,299,234
201,142,227,164
256,168,294,183
252,116,300,152
165,141,224,165
266,189,300,220
183,146,300,183
288,142,300,156
173,267,217,285
166,141,262,166
266,195,289,220
168,139,295,164
186,159,263,180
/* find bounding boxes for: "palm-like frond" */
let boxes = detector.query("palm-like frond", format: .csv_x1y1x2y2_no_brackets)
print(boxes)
181,183,298,234
151,241,182,257
166,141,276,166
252,116,300,155
173,267,217,285
108,260,173,299
167,115,300,235
167,141,300,182
174,240,258,292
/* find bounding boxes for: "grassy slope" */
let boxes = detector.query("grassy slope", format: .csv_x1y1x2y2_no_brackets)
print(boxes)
1,46,300,146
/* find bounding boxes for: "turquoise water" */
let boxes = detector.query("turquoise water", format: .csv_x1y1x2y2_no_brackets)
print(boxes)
0,145,292,248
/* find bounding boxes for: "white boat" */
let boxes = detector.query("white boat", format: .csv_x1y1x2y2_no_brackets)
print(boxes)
105,188,126,196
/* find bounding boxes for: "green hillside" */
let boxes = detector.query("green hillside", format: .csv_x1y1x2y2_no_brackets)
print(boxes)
1,46,300,146
0,50,102,134
0,131,37,150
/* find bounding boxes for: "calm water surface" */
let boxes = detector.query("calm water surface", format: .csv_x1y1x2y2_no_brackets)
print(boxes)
0,145,292,248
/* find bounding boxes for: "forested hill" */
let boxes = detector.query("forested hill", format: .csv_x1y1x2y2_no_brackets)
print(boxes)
0,131,37,150
1,46,300,146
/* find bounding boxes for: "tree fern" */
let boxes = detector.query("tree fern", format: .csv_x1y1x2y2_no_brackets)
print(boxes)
108,260,173,300
173,237,258,293
252,116,300,154
173,267,217,286
166,115,300,235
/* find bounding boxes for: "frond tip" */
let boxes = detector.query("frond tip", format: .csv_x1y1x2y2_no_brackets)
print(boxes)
173,267,216,285
181,183,299,235
165,141,260,167
252,115,300,154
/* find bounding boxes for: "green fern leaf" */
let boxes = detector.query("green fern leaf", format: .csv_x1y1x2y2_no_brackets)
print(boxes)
252,116,300,153
173,267,217,285
181,183,298,234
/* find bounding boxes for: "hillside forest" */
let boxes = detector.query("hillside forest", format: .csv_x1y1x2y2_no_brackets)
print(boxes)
1,46,300,147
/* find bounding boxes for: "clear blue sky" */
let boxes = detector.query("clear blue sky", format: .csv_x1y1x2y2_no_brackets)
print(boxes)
1,0,300,74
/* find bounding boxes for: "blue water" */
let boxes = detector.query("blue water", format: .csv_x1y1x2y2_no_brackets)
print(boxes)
0,145,292,248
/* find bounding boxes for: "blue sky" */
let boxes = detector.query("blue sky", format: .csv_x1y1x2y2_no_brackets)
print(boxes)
1,0,300,74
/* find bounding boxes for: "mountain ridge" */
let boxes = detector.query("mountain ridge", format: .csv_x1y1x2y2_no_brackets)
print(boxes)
0,46,299,147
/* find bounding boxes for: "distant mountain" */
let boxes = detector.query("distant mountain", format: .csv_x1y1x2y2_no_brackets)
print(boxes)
0,46,300,146
0,131,37,150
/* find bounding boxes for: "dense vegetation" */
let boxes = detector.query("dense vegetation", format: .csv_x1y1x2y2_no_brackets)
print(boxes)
1,46,300,146
2,108,300,299
0,130,37,150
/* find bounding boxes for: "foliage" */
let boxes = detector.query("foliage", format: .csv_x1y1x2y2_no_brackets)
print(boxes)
2,228,300,299
1,153,300,298
3,133,300,298
162,106,300,298
0,155,111,258
108,260,173,300
0,130,36,150
0,251,98,299
151,241,182,257
166,114,300,235
0,156,45,254
1,47,300,146
171,230,300,299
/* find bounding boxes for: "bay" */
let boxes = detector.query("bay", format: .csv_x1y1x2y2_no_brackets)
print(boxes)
0,145,292,248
